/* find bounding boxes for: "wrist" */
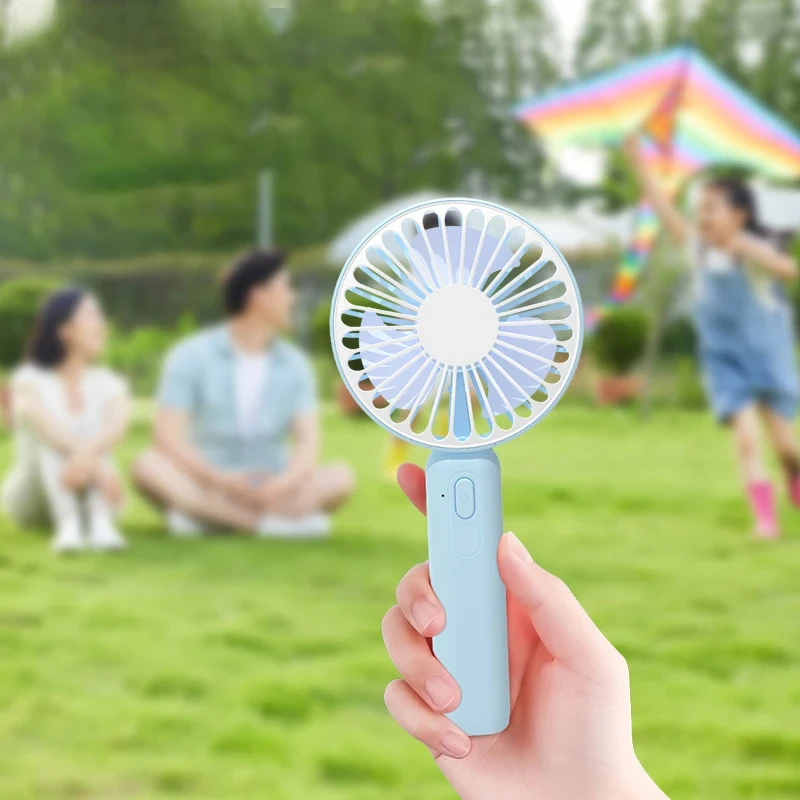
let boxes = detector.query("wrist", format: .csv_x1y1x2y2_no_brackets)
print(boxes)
204,469,226,489
624,758,668,800
270,474,291,493
729,231,750,257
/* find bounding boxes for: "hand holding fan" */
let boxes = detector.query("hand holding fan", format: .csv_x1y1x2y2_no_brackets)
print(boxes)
331,199,583,735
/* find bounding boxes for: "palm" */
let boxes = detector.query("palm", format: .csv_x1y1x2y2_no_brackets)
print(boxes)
435,595,632,800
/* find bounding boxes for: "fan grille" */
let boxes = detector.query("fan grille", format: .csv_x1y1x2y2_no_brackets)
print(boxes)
331,199,583,450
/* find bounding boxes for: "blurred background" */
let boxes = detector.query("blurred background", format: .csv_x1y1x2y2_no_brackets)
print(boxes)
0,1,799,799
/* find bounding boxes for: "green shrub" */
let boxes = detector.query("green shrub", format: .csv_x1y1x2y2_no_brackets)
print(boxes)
674,357,707,411
0,181,255,262
661,315,697,359
592,307,650,375
0,250,334,331
321,292,392,371
311,301,333,359
106,313,197,395
0,276,62,370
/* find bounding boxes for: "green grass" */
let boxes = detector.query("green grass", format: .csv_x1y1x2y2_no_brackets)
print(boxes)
1,406,800,799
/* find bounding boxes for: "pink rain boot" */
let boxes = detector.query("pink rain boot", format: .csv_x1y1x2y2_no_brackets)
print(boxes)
747,481,779,540
788,473,800,509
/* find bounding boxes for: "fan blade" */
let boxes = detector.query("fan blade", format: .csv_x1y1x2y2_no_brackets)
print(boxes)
409,229,450,286
409,226,519,288
408,247,439,291
481,321,559,417
392,360,439,411
452,370,471,441
359,310,428,408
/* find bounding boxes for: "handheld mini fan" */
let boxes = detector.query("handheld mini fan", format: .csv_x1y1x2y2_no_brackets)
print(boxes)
330,199,583,736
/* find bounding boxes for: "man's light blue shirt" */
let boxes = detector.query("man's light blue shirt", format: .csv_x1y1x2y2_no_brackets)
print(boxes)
157,325,317,474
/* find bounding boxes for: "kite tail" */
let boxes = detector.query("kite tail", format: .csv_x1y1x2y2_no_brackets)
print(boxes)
586,197,663,330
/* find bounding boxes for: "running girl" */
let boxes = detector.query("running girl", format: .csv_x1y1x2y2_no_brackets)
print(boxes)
626,133,800,539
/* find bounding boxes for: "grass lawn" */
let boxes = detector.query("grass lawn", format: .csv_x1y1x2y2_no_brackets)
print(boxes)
1,405,800,799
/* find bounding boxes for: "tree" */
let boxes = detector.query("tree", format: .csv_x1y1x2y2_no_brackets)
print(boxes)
0,0,523,258
267,0,515,244
659,0,690,48
690,0,746,81
432,0,562,201
574,0,654,77
738,0,800,130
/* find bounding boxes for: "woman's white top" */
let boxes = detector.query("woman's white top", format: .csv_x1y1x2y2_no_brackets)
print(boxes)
9,363,129,460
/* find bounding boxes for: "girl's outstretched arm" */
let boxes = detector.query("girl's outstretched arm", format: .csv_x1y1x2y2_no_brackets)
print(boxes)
732,232,798,282
623,133,689,246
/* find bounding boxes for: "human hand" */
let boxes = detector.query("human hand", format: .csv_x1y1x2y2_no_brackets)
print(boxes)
254,474,294,511
725,230,756,258
215,472,263,508
96,465,124,507
622,131,643,164
61,450,100,491
382,463,668,800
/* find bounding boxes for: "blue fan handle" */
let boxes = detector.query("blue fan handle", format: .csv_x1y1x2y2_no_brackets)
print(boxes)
426,449,511,736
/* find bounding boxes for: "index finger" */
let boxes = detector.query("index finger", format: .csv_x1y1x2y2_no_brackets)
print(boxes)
396,561,445,637
397,463,426,515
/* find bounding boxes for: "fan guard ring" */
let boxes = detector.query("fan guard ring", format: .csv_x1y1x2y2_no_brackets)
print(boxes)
330,198,584,451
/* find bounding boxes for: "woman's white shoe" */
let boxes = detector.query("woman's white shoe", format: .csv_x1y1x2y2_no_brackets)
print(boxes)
88,514,127,552
51,517,86,554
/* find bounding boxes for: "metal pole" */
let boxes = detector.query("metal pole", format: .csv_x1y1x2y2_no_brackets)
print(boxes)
257,170,273,248
255,4,291,248
265,5,291,34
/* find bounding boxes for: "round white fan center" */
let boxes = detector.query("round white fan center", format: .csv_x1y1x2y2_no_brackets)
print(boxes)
417,285,499,367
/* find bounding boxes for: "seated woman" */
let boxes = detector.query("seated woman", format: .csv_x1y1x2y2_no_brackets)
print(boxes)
2,288,132,554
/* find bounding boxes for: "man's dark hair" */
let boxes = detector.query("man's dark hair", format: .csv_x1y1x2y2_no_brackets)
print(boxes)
222,248,286,316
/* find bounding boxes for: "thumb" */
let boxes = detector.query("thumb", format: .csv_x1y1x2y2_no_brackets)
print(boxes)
397,463,427,515
498,533,623,681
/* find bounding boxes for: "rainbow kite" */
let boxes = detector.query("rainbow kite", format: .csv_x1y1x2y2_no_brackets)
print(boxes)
515,46,800,322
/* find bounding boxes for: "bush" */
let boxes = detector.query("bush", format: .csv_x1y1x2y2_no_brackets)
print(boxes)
592,307,650,375
0,181,256,262
319,293,393,371
0,249,335,331
674,357,707,411
0,276,62,370
310,301,333,359
661,315,697,359
106,313,197,395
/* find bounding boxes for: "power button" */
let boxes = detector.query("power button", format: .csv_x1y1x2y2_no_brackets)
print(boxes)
454,478,476,520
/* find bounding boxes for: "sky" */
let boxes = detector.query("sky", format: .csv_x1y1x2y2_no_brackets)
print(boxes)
544,0,662,67
6,0,662,52
5,0,55,42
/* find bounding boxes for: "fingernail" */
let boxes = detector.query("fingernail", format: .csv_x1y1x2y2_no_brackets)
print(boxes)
440,730,471,759
506,532,533,564
412,599,440,632
425,676,455,711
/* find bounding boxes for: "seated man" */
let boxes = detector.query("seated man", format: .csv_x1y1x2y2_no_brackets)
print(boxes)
132,249,354,538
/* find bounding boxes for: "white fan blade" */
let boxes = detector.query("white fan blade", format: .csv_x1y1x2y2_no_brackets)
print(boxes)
359,310,427,408
410,227,518,288
482,321,559,417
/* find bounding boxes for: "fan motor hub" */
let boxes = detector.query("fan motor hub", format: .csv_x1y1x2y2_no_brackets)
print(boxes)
417,285,499,367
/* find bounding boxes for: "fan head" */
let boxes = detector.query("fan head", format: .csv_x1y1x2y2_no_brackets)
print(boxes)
330,199,583,450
